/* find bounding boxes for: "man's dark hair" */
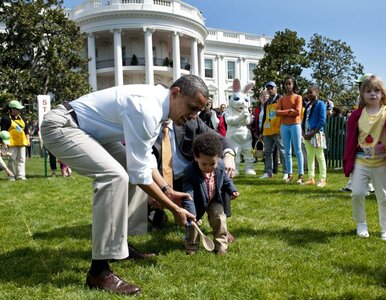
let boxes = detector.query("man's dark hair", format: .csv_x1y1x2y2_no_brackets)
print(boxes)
192,132,223,158
170,75,210,99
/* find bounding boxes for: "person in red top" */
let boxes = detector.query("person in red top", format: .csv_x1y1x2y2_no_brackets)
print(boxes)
276,76,304,183
216,103,227,137
343,75,386,240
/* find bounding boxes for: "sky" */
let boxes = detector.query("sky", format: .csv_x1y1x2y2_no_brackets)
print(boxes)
63,0,386,82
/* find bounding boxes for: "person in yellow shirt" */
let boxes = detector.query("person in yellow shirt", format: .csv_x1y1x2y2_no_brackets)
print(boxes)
258,81,288,179
343,75,386,240
0,100,29,181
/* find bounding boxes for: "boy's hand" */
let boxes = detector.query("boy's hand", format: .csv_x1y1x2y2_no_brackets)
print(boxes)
231,191,239,200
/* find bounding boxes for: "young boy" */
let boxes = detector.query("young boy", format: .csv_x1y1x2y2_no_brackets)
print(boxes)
182,132,239,255
0,131,14,178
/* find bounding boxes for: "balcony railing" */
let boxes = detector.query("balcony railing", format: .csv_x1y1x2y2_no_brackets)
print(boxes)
96,57,191,69
66,0,205,25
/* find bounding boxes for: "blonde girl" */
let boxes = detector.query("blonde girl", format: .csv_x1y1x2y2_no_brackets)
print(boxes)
343,75,386,240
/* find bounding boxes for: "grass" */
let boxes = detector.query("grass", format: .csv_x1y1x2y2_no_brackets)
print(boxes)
0,157,385,299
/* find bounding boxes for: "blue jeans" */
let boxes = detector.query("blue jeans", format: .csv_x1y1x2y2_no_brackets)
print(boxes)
280,124,304,176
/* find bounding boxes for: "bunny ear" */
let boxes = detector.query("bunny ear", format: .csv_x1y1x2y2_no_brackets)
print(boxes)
233,79,241,93
243,82,255,94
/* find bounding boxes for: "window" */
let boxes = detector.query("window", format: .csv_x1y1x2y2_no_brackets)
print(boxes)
204,58,213,78
248,63,256,81
227,61,235,80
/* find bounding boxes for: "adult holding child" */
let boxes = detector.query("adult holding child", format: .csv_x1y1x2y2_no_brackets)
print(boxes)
301,86,327,187
40,75,208,295
258,81,287,179
343,75,386,240
0,100,30,181
276,76,304,183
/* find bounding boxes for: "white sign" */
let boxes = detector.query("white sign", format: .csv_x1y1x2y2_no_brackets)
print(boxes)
37,95,51,128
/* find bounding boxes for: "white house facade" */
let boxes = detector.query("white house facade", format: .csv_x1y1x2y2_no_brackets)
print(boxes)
65,0,272,106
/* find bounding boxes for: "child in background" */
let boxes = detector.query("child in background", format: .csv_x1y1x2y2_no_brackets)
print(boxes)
182,132,239,255
343,75,386,240
302,86,327,187
276,76,304,183
0,131,15,178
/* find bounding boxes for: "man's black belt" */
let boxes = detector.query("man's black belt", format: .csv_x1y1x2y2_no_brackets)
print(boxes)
63,101,79,126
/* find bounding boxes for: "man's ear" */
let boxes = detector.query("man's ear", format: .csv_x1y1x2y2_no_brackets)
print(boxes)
170,86,180,97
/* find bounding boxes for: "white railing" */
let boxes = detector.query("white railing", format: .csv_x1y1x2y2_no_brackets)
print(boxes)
153,0,171,7
206,28,271,47
67,0,204,25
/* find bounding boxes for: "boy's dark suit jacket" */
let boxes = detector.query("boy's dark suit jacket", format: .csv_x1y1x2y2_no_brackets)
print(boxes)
181,159,237,220
152,118,234,216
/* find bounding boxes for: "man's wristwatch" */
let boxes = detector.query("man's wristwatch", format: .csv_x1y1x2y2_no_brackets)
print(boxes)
161,184,171,193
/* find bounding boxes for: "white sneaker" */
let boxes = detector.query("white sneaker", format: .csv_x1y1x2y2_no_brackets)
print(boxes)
381,232,386,241
356,223,369,238
259,173,272,179
316,179,327,188
368,183,375,193
282,174,288,180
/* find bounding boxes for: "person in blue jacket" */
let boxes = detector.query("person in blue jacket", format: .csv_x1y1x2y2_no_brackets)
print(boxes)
301,86,327,187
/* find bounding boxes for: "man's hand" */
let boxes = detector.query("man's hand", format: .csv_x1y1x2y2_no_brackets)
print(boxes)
148,198,164,209
165,188,192,207
223,153,236,178
172,207,196,227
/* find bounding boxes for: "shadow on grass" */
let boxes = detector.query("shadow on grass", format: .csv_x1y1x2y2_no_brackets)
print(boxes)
32,223,183,255
33,224,91,240
232,226,354,247
0,223,169,288
337,264,386,290
142,225,188,255
0,247,90,287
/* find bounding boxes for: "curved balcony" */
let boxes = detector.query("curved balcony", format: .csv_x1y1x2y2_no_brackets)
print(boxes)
66,0,205,27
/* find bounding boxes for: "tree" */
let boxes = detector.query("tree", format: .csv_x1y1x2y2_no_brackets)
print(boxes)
0,0,91,110
307,34,363,110
253,29,310,96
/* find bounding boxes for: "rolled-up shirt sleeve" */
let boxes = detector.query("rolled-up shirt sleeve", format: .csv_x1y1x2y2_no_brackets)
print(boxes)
122,108,161,185
120,85,169,184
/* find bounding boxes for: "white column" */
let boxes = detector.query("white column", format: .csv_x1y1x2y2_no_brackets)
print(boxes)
172,31,181,81
144,27,154,85
217,55,225,104
190,38,198,76
238,57,243,83
87,33,97,91
113,29,123,86
198,44,205,78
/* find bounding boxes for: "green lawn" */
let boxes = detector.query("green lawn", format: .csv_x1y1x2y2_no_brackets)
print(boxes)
0,157,385,299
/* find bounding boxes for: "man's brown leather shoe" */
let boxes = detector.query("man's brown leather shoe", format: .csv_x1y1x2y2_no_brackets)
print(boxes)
86,269,141,295
127,243,156,260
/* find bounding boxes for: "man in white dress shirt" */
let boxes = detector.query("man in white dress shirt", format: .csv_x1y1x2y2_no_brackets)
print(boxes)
40,75,209,295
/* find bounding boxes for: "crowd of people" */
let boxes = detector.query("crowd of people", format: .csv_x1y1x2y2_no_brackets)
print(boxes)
1,73,386,296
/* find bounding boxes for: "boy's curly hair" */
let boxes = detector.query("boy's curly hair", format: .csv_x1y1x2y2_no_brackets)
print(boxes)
192,132,223,158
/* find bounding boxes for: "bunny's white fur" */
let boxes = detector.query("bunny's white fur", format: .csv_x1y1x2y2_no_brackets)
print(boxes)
225,79,256,175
